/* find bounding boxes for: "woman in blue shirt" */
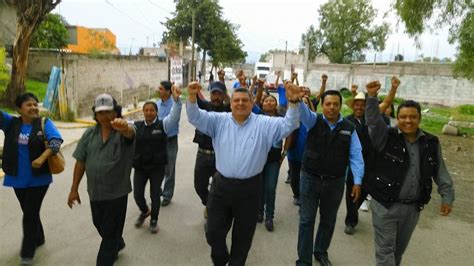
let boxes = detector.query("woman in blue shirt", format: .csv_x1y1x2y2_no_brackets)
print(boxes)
1,93,63,264
254,95,285,232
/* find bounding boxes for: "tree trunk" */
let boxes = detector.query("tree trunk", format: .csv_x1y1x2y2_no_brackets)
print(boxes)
5,23,34,107
201,50,207,82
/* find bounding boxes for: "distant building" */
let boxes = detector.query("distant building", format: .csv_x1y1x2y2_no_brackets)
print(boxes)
138,47,166,58
268,51,330,71
66,26,119,54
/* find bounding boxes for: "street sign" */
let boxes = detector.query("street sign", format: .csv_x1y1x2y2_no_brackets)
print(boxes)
170,56,183,86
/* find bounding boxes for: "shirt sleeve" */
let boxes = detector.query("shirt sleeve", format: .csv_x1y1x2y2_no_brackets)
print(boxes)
186,101,219,138
365,96,389,152
163,98,182,134
44,118,63,141
349,130,364,185
266,103,300,143
433,145,455,205
0,111,13,131
72,128,92,162
252,105,264,114
299,102,317,131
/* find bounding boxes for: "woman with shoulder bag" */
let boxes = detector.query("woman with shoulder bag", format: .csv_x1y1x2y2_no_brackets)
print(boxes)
1,92,63,264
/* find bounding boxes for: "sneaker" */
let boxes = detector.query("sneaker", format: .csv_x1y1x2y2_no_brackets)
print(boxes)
150,220,159,234
161,198,171,207
360,200,369,212
20,257,33,265
134,210,151,227
257,213,263,223
293,197,300,206
265,219,274,232
203,207,208,219
344,225,355,235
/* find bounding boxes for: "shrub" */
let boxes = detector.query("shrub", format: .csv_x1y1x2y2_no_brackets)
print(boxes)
458,105,474,115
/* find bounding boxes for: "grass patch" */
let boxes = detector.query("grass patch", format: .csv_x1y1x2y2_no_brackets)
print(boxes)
25,79,48,101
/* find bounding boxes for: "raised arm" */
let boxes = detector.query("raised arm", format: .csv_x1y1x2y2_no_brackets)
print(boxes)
351,84,358,97
254,79,265,105
268,83,302,141
163,85,183,134
379,76,400,114
365,80,388,152
316,74,328,102
186,81,218,137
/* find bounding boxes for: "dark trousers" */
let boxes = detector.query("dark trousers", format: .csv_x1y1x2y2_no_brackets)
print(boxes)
90,195,128,266
194,151,216,206
288,160,302,199
133,166,165,220
344,173,368,227
206,172,261,266
259,161,280,220
297,171,345,266
14,185,49,259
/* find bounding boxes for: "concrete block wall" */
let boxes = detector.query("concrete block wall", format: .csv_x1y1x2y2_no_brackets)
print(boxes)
305,62,474,106
27,51,168,117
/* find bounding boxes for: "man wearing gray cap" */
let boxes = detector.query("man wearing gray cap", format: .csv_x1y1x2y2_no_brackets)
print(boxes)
67,93,135,266
193,81,230,218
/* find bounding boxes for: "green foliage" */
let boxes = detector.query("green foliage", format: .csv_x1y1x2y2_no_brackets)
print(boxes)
394,0,473,80
31,13,69,49
300,25,319,62
163,0,246,65
458,104,474,115
0,48,9,97
303,0,390,63
25,79,48,101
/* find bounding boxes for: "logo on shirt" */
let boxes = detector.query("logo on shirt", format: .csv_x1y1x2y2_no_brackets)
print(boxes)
339,130,351,136
18,133,30,145
152,129,163,134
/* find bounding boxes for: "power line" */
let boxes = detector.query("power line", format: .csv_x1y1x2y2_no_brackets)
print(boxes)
147,0,173,14
104,0,156,34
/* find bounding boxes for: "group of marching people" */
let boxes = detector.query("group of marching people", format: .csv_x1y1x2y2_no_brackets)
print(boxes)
1,69,454,266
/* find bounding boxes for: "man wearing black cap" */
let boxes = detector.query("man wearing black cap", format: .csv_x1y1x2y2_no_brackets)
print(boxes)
193,81,230,218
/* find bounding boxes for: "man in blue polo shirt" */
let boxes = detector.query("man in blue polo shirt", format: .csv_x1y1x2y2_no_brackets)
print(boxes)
156,81,181,206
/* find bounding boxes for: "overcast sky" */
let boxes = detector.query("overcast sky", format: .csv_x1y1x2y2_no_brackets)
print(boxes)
53,0,458,63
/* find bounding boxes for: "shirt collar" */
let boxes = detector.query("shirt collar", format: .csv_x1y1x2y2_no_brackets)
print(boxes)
160,97,172,105
322,113,343,126
396,126,425,142
144,116,158,126
231,112,253,126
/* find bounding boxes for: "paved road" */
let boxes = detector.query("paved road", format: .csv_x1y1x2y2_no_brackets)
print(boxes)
1,109,473,265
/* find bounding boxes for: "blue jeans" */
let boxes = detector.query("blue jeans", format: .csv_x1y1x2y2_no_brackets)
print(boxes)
162,137,178,200
259,161,281,220
296,171,345,266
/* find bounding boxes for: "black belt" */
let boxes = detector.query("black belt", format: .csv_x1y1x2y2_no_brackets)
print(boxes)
198,148,215,155
167,136,177,141
216,172,259,184
397,199,418,204
316,174,339,179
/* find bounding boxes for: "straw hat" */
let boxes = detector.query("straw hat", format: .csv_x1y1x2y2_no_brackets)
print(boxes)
345,92,366,109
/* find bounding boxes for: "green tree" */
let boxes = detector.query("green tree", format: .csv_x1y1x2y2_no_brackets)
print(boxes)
300,25,319,62
303,0,389,64
163,0,246,72
394,0,473,79
4,0,61,107
30,13,68,49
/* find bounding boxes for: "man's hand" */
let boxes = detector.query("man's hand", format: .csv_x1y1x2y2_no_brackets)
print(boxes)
276,70,281,77
322,74,328,83
351,185,361,203
391,76,401,89
440,203,452,216
32,157,46,168
111,118,129,132
366,80,381,97
172,85,182,101
188,81,200,96
351,84,358,95
67,190,81,209
257,79,265,88
285,82,302,102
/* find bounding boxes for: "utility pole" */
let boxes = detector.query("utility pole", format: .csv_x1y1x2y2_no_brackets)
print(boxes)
304,35,309,83
284,41,288,66
189,11,196,85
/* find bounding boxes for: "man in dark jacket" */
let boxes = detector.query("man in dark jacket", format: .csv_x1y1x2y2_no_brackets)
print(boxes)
365,78,454,266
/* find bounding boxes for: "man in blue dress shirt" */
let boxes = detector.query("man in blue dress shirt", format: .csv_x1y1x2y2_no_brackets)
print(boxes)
186,81,302,266
156,81,181,206
296,90,364,266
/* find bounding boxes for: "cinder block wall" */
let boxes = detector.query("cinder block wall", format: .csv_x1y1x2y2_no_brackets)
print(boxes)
28,51,168,117
305,62,474,106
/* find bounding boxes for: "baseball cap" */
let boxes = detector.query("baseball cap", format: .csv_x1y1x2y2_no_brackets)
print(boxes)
94,93,115,112
209,81,226,93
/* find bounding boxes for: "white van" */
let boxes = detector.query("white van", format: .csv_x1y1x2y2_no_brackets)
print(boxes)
254,62,271,79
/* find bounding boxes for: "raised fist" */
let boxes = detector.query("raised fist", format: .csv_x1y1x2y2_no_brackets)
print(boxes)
391,76,401,89
366,80,381,97
321,74,328,82
188,81,200,95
